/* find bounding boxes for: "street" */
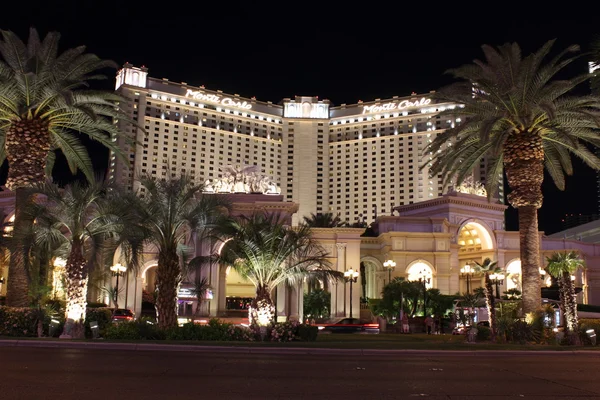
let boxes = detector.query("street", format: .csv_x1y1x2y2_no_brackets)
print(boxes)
1,345,599,399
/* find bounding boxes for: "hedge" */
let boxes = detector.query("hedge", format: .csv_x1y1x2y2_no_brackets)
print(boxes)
0,306,40,337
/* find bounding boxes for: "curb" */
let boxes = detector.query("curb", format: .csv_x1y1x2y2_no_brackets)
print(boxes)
1,340,599,356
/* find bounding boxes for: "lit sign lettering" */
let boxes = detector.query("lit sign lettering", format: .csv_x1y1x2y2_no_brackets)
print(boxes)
362,97,431,114
185,89,252,110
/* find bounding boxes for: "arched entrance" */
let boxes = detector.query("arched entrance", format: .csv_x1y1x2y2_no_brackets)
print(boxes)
505,259,522,293
223,265,254,315
456,220,495,294
406,260,434,288
360,257,384,300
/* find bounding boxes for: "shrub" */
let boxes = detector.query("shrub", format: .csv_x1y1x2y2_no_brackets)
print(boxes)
270,321,298,342
0,296,5,306
579,319,600,346
166,319,255,341
476,326,491,341
507,320,533,344
104,319,166,340
85,308,113,338
0,306,39,337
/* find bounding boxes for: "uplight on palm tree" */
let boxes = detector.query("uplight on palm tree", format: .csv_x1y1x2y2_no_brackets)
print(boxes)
23,181,145,338
136,174,229,329
546,251,585,338
0,28,133,306
474,258,502,341
426,40,600,314
219,212,339,327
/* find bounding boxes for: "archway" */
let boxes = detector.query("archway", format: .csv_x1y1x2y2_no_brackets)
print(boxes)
406,260,434,289
505,259,522,293
360,256,384,300
457,220,496,294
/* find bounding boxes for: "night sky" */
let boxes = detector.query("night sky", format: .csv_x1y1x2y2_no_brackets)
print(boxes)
1,2,599,234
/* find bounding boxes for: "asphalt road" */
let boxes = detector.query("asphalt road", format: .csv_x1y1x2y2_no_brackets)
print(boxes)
1,346,599,399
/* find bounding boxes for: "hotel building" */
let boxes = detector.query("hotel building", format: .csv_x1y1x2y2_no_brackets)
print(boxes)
6,64,598,324
111,64,498,226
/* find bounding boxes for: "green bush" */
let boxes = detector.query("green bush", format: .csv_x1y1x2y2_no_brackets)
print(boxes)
104,319,166,340
0,306,39,337
476,326,491,341
166,319,255,341
85,308,113,338
579,319,600,345
507,320,533,344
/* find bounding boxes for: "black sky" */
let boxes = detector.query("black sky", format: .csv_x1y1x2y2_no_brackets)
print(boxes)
1,1,599,234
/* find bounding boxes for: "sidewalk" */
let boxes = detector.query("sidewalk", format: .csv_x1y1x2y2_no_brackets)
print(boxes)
1,338,598,355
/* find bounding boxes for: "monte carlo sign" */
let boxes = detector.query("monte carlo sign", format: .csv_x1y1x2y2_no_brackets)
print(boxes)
185,89,252,110
362,97,431,114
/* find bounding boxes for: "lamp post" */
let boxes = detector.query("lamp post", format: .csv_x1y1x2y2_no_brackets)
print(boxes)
383,259,396,285
110,263,127,308
414,269,431,316
460,264,474,294
489,272,505,299
344,268,359,318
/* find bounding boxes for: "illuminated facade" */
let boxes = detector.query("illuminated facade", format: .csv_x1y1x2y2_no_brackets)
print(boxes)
111,64,498,226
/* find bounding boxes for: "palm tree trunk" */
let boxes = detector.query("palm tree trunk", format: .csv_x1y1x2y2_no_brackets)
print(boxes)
517,205,542,314
561,271,579,340
5,187,32,307
505,133,544,316
484,274,496,341
249,284,275,327
5,120,51,306
156,249,181,329
62,241,88,339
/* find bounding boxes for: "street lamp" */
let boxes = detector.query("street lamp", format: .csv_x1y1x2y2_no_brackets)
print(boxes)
383,259,396,284
344,268,359,318
460,264,474,294
110,263,127,308
413,269,432,316
489,272,505,299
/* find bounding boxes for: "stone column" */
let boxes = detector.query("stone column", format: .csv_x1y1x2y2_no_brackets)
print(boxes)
134,277,143,317
334,243,347,317
276,283,287,322
217,266,227,316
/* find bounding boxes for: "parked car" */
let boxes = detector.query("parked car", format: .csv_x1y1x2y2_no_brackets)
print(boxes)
452,320,489,335
316,318,380,334
112,308,135,323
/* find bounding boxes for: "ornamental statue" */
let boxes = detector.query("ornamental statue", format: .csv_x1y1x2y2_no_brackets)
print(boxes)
451,176,487,197
203,164,281,195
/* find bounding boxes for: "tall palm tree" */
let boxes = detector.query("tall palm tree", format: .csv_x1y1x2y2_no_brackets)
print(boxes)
474,258,501,341
218,212,339,327
0,28,131,306
302,212,343,228
23,180,145,338
426,40,600,314
136,175,229,329
546,251,585,338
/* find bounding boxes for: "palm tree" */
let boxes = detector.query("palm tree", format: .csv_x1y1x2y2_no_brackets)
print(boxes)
0,28,131,307
546,251,585,338
23,180,145,338
135,174,229,329
218,212,339,327
190,276,211,320
426,40,600,314
302,212,343,228
473,258,501,341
